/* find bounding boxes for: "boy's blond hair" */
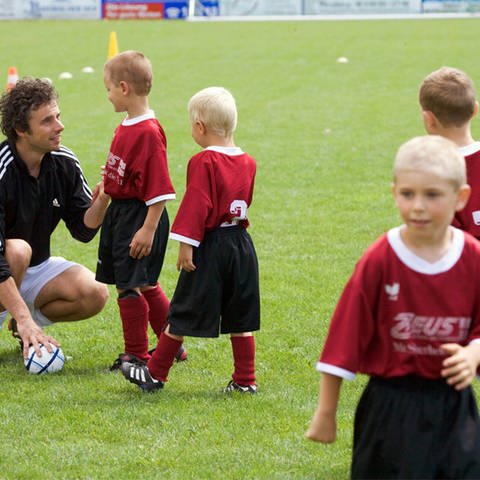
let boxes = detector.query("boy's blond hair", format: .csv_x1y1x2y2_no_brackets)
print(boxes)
188,86,237,137
394,135,466,190
419,66,476,127
104,50,152,96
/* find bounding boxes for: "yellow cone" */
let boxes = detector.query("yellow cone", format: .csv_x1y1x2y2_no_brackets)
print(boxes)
107,31,119,60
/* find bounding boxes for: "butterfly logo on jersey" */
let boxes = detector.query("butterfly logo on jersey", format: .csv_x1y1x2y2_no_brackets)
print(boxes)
472,210,480,226
385,283,399,301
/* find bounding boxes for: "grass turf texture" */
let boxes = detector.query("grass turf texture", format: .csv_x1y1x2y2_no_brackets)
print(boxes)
0,17,480,479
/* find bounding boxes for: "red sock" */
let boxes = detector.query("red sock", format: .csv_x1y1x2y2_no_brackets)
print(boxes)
147,332,183,382
231,335,256,386
117,294,150,361
142,284,170,337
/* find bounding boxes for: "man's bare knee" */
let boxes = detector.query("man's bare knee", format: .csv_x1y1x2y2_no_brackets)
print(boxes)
89,282,109,315
5,239,32,282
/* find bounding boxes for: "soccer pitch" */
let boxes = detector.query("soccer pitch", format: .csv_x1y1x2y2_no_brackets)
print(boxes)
0,17,480,479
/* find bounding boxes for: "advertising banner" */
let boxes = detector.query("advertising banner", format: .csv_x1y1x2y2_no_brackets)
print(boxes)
103,0,164,19
0,0,101,19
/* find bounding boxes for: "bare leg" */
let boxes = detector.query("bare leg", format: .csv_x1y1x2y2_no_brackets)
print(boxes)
0,239,32,312
34,265,109,322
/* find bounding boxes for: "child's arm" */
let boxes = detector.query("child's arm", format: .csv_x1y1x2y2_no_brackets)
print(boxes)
129,201,165,259
306,372,343,443
176,242,196,272
440,342,480,390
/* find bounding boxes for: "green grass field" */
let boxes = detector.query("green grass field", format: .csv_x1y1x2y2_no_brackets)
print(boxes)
1,16,480,479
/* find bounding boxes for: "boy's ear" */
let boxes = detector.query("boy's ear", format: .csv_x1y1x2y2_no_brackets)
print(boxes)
196,120,206,134
391,182,399,205
473,101,479,118
119,80,129,95
422,110,437,132
455,184,472,212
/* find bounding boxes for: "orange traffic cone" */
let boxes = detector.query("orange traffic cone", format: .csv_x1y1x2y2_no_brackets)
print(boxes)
107,31,119,60
5,66,18,92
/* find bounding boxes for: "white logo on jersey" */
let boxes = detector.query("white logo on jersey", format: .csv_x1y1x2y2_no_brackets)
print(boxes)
107,152,120,166
390,313,471,342
229,200,248,221
118,159,126,178
52,198,60,207
385,283,399,301
473,210,480,225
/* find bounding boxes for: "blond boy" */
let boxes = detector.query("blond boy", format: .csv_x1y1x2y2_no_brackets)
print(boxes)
306,136,480,478
122,87,260,393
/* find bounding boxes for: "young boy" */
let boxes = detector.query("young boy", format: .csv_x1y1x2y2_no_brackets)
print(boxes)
96,50,186,370
306,135,480,479
121,86,260,393
419,66,480,239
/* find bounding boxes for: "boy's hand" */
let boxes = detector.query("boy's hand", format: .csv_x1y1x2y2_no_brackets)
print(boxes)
177,243,196,272
130,226,154,259
440,343,480,390
305,410,337,444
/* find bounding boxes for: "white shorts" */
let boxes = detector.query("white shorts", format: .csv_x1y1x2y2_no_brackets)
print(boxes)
0,256,77,329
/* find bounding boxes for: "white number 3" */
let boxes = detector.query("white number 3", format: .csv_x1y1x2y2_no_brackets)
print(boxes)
230,200,248,220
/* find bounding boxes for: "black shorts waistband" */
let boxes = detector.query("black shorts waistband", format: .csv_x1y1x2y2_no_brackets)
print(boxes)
111,198,143,206
204,225,246,238
370,375,450,391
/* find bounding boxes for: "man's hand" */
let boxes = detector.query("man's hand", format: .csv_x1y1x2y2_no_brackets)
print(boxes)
16,318,60,359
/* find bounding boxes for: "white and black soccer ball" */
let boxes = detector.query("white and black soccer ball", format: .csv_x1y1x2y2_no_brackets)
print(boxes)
24,343,65,374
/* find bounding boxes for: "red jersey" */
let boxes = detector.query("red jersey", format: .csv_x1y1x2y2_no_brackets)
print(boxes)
103,111,175,205
318,226,480,380
453,142,480,239
170,146,256,246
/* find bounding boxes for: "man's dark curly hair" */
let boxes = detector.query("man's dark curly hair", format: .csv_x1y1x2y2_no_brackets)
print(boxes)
0,77,58,142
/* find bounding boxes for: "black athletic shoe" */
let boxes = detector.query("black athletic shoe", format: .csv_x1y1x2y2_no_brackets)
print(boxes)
175,345,188,362
8,318,23,350
223,380,257,394
121,362,164,392
109,353,146,372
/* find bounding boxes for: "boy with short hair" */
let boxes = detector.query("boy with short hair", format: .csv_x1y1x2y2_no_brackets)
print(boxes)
419,66,480,239
96,50,186,370
306,135,480,479
121,86,260,393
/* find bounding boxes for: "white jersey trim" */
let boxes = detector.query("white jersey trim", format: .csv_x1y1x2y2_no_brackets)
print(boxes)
458,141,480,157
145,193,176,206
205,146,244,156
316,361,356,380
122,110,156,126
387,226,464,274
169,232,200,247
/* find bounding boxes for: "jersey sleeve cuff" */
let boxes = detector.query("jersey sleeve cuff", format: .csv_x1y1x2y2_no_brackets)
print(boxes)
316,361,356,380
145,193,176,206
169,232,200,247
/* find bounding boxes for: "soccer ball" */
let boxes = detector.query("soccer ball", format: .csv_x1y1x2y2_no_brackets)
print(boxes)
24,343,65,374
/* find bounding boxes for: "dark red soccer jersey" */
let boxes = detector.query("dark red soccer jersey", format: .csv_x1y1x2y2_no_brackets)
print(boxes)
103,112,175,205
453,143,480,239
170,146,256,246
318,226,480,380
